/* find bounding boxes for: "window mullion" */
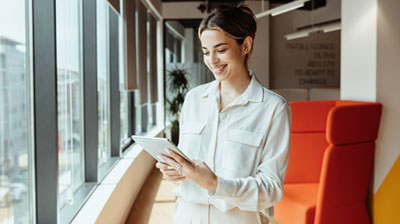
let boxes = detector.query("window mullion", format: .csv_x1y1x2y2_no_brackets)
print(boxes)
83,0,98,182
109,7,121,157
32,0,58,223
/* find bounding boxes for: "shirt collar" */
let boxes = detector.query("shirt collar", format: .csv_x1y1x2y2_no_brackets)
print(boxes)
201,70,264,104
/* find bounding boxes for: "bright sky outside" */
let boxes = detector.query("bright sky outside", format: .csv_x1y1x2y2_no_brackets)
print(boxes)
0,0,26,44
0,0,105,72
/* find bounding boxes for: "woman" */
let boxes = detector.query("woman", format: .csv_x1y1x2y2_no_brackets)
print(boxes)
156,5,291,224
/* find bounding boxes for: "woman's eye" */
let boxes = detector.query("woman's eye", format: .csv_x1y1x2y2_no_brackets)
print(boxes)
203,52,210,55
217,49,226,53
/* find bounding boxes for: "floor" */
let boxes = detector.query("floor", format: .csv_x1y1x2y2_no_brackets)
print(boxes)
126,167,177,224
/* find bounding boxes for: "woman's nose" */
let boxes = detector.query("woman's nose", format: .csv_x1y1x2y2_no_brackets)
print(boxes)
210,52,219,65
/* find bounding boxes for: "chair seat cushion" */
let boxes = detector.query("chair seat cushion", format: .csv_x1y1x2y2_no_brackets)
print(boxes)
274,183,319,224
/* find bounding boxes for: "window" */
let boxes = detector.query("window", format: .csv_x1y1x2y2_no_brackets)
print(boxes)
148,13,158,127
136,3,160,134
97,0,111,166
0,0,33,223
136,1,148,134
1,0,163,222
56,0,84,209
118,2,130,147
119,83,130,145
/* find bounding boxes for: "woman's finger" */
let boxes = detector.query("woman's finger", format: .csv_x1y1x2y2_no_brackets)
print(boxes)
162,170,184,178
160,154,180,169
163,169,184,177
166,149,193,170
165,175,187,182
156,162,172,170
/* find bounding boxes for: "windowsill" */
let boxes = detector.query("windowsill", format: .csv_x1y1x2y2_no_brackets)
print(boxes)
60,182,97,224
71,125,165,224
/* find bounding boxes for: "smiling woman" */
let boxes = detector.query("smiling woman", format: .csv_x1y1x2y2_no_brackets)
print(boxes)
156,5,291,224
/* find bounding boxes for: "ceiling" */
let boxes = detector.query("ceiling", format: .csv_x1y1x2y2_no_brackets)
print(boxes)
161,0,326,11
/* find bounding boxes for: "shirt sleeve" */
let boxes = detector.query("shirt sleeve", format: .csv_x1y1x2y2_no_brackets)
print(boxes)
208,102,292,211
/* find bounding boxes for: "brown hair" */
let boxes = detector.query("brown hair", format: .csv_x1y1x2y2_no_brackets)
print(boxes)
198,5,257,66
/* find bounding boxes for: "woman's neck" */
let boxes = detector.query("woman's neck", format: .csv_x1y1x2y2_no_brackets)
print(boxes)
219,68,251,97
218,68,251,112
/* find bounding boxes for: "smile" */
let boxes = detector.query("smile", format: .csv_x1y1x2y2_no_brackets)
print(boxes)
212,65,227,74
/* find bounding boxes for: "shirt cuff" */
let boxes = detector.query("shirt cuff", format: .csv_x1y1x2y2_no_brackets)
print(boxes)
207,176,234,198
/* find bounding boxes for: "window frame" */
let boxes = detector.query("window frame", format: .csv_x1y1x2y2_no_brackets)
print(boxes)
30,0,163,222
32,0,59,223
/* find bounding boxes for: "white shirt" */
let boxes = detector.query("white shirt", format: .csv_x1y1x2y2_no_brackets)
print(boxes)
173,70,292,218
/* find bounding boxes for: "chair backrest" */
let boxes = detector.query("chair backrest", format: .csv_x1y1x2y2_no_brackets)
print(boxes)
284,100,336,184
315,101,382,224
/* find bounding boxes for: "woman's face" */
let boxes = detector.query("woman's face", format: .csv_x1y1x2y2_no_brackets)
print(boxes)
200,29,247,82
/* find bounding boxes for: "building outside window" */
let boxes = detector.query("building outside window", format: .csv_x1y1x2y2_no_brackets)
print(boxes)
97,0,111,167
56,0,85,209
0,0,33,223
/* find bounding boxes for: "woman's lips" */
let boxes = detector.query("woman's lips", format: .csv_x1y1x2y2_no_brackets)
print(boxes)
212,65,227,74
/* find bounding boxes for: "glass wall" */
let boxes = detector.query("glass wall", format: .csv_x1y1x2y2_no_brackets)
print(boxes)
0,0,163,222
56,0,84,208
164,21,213,131
0,0,32,223
97,0,111,167
118,7,130,148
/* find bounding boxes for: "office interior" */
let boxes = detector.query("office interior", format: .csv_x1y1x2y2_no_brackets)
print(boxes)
0,0,399,223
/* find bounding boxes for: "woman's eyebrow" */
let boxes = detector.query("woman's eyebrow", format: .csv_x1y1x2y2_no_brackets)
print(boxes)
202,43,228,49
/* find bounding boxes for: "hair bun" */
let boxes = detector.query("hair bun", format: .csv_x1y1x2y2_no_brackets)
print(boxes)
238,5,255,18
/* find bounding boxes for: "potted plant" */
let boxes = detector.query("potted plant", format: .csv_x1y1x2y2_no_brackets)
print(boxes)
166,66,189,145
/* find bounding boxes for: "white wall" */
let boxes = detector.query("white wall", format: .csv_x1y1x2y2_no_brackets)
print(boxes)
246,1,270,88
270,3,340,89
374,0,400,194
341,0,377,101
341,0,400,196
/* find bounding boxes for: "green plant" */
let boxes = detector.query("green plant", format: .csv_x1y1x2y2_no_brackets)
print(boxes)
166,66,189,143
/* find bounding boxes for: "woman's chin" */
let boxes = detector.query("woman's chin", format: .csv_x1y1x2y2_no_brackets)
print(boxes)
212,70,228,81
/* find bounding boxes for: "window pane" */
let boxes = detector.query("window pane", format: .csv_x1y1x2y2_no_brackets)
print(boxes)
56,0,84,208
148,14,158,127
97,0,111,166
135,91,142,134
119,6,129,145
119,88,129,144
0,0,32,223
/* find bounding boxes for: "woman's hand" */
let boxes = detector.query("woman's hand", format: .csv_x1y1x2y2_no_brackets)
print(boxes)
155,160,187,182
158,149,218,193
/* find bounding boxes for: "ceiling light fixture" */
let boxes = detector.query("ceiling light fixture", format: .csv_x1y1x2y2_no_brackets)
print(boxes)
284,30,310,40
284,21,341,40
322,21,341,33
255,0,311,19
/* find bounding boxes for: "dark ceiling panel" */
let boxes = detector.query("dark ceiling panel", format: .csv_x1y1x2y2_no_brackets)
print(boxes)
270,0,326,10
162,0,242,2
177,19,202,29
162,0,326,12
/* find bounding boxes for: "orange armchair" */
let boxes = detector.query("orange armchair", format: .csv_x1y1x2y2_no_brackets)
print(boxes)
274,100,382,224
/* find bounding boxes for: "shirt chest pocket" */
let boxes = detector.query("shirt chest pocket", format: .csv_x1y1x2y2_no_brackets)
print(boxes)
222,129,263,178
179,122,206,160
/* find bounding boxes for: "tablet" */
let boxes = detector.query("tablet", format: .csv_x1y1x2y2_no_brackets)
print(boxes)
131,135,192,164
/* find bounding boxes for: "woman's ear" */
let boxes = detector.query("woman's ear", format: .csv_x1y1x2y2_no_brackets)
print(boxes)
242,36,253,55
